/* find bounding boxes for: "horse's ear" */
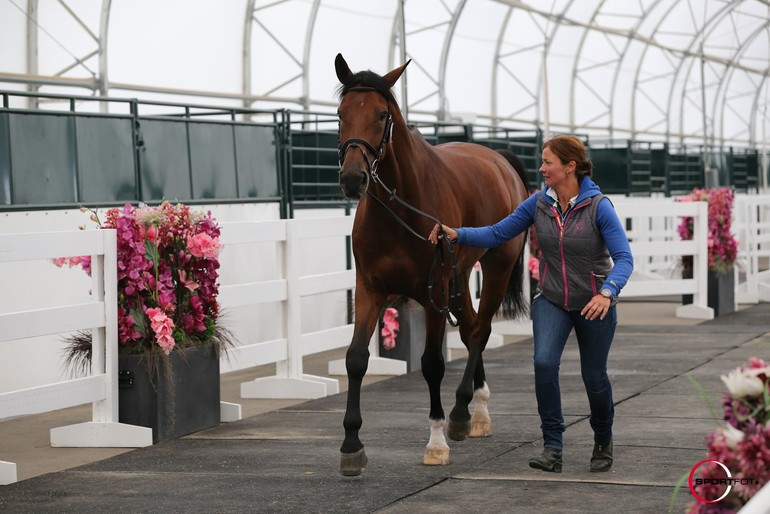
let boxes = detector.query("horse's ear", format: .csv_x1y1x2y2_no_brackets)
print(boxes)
335,53,353,84
382,59,411,88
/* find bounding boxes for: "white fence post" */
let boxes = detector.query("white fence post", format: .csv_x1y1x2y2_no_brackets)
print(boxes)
0,230,152,485
734,194,770,304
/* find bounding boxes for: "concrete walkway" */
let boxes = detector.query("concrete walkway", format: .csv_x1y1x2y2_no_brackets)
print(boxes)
1,301,768,513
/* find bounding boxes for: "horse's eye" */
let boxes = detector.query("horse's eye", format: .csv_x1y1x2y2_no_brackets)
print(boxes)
379,112,388,122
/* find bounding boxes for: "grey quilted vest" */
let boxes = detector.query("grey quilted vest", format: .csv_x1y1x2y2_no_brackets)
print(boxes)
534,193,613,311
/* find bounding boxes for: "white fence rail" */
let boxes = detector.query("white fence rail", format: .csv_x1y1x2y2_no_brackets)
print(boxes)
734,194,770,303
616,200,714,319
0,229,152,485
217,215,406,401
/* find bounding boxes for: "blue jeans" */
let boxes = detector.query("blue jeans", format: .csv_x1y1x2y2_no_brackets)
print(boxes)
531,294,617,450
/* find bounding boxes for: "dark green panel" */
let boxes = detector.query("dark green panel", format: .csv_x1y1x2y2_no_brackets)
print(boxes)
138,119,192,201
651,149,667,193
9,113,76,205
0,113,10,205
76,116,137,203
590,147,630,194
235,125,279,198
188,123,237,199
289,131,340,202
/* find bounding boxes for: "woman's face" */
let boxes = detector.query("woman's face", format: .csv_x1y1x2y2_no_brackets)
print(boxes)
539,146,575,189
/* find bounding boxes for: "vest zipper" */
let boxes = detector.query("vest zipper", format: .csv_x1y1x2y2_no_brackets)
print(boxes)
549,201,591,310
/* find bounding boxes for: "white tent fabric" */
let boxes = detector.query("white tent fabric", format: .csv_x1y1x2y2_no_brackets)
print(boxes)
1,0,768,148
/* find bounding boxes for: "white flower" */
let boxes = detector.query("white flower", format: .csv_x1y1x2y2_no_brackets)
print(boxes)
720,423,744,450
720,367,765,399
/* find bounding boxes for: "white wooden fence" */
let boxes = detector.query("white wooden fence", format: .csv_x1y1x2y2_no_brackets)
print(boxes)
216,215,406,400
734,194,770,303
0,195,759,484
616,200,714,318
0,229,152,485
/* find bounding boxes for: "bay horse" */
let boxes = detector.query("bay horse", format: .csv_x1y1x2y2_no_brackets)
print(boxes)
335,53,530,476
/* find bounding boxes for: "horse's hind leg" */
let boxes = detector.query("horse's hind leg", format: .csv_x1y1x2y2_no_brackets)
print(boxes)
421,307,450,466
470,354,492,437
448,263,513,441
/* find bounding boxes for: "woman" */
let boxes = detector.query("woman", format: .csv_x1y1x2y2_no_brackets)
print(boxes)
429,135,633,473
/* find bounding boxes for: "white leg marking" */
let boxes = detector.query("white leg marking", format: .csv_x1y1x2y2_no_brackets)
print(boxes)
423,418,450,465
470,382,492,437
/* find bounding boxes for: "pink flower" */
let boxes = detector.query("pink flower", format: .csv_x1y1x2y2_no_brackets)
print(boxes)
381,307,399,350
528,255,540,281
178,269,199,292
146,307,176,354
187,233,221,259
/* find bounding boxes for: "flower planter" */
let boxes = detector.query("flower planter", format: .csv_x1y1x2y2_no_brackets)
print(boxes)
706,268,735,317
118,345,221,444
379,299,446,372
681,266,736,317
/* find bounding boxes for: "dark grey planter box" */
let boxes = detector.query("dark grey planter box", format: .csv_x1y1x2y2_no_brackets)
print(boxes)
118,345,221,444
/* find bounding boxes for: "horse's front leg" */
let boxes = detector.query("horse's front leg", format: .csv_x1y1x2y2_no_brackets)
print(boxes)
421,308,450,465
339,287,383,476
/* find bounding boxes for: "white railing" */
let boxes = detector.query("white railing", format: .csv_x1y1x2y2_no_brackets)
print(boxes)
616,200,713,318
733,194,770,303
217,215,406,400
0,229,152,485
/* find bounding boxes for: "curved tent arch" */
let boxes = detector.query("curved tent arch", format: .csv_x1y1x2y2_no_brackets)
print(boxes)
0,0,767,152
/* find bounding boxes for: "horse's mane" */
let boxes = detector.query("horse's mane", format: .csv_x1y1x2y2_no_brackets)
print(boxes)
336,70,399,107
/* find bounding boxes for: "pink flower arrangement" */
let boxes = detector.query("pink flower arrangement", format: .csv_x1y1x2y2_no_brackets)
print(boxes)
687,358,770,512
676,188,739,273
380,294,407,350
56,201,227,358
380,307,399,350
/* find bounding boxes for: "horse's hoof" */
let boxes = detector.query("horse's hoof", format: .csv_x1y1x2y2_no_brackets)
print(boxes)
447,419,471,441
423,446,450,466
470,420,492,438
340,448,368,476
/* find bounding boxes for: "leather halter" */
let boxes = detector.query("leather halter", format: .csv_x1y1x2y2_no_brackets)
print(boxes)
337,86,462,326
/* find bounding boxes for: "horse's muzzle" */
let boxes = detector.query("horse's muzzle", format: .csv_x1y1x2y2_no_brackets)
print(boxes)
339,169,368,199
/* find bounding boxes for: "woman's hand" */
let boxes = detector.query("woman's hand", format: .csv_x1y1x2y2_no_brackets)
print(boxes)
428,224,457,245
581,294,611,320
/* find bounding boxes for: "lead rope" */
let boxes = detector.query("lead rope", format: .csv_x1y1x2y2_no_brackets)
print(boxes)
365,170,462,327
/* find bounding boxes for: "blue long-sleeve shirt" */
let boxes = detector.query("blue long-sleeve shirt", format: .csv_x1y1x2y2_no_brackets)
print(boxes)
456,178,633,298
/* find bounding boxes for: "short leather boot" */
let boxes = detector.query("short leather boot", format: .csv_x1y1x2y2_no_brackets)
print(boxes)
590,440,613,472
529,447,563,473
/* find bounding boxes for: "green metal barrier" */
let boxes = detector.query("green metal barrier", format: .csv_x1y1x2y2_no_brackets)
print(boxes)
1,90,765,216
0,90,285,215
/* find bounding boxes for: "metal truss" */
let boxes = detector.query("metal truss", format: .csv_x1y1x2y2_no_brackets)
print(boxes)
1,0,767,148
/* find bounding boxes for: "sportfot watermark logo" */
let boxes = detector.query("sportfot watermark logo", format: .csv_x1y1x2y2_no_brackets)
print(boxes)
688,459,760,504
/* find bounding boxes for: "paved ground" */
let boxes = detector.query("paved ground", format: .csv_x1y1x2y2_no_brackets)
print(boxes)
1,301,768,513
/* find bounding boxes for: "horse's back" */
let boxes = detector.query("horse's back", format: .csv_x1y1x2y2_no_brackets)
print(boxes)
431,141,528,217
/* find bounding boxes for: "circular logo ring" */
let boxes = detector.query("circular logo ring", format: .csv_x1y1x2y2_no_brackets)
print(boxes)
689,459,732,504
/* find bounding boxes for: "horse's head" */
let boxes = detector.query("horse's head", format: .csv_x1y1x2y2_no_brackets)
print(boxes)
335,53,410,199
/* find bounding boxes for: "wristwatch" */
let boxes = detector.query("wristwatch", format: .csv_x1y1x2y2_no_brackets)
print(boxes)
600,288,616,301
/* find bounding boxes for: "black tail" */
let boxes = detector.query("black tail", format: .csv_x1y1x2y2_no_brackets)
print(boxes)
497,149,531,320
